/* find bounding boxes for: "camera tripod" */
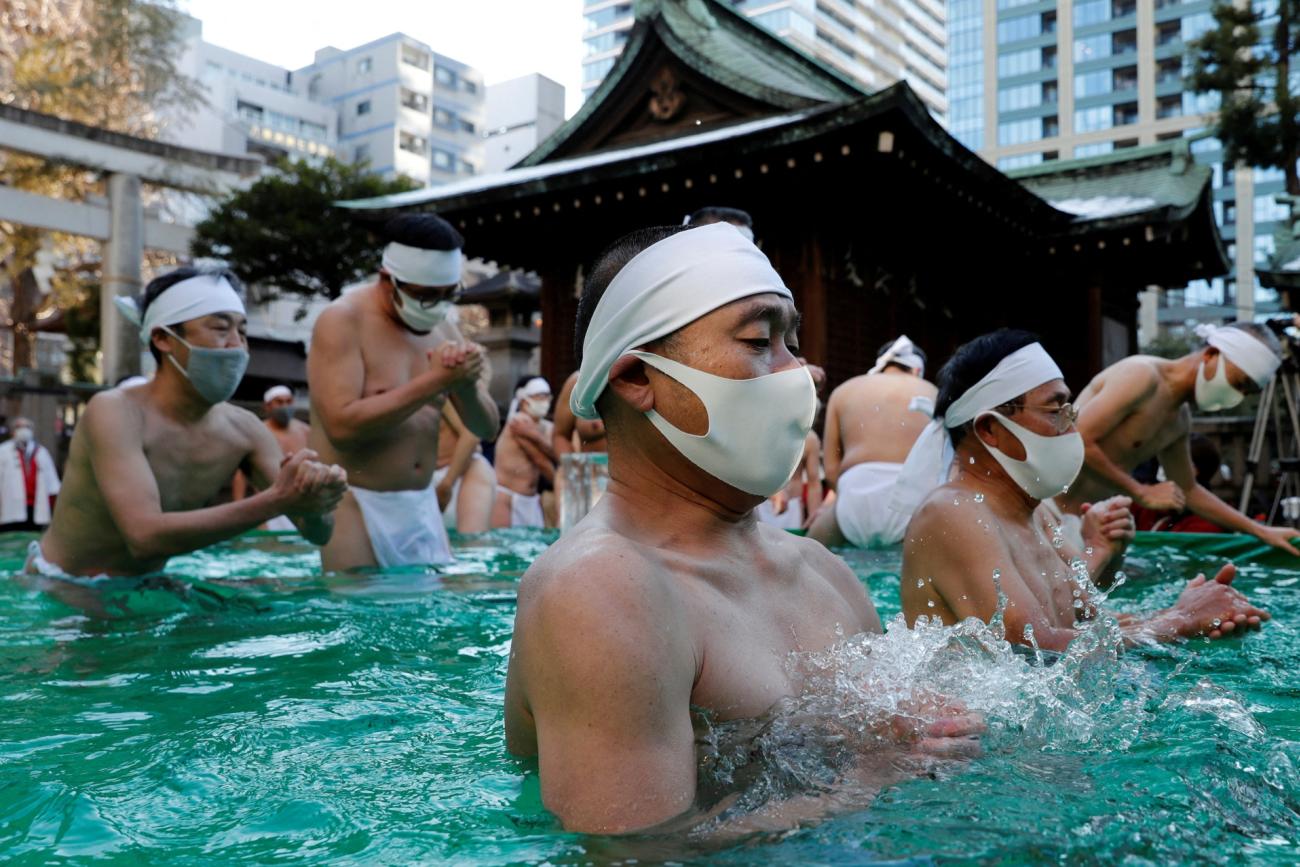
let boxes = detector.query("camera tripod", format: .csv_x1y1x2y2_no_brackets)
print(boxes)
1238,354,1300,525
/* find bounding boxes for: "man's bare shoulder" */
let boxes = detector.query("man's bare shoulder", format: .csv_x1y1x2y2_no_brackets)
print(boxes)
312,293,366,339
1092,356,1163,397
517,525,665,613
779,526,871,604
81,387,144,434
907,484,1000,545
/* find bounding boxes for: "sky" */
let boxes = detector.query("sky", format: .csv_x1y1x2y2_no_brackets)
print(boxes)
178,0,588,118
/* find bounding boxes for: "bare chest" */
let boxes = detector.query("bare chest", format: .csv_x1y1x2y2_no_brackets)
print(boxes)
1006,526,1081,626
357,321,444,401
1100,399,1186,464
142,423,246,510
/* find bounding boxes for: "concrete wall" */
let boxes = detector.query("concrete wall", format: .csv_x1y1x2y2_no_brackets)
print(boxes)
484,74,566,172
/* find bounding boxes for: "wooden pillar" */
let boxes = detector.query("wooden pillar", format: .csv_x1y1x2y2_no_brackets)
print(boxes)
537,261,580,388
797,236,827,367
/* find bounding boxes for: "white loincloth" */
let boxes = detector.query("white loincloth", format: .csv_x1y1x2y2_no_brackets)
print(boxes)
756,497,804,530
350,479,453,567
266,515,296,532
25,540,108,585
837,461,909,547
498,485,544,528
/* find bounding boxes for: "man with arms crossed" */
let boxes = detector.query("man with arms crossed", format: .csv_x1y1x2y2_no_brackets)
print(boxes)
433,402,496,534
808,336,935,547
26,267,346,608
1055,322,1297,555
898,330,1269,651
504,223,981,835
309,214,498,570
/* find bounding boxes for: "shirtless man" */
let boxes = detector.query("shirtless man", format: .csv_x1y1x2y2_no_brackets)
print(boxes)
1055,322,1297,555
491,377,555,528
433,402,496,533
552,371,606,456
808,336,936,547
899,329,1269,651
258,385,311,530
308,214,498,570
505,223,981,835
26,267,347,609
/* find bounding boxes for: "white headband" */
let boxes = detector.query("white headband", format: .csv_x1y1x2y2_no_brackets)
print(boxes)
1195,324,1280,387
890,342,1063,518
571,222,790,420
264,385,293,403
508,377,551,418
871,335,925,376
114,273,246,345
382,241,462,287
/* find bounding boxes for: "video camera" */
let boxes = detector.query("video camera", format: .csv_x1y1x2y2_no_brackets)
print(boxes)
1266,315,1300,365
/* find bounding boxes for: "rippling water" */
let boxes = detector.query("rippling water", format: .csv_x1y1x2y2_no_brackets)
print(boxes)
2,531,1299,863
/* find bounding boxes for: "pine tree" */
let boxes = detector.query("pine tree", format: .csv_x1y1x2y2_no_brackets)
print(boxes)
1188,0,1300,196
191,158,420,303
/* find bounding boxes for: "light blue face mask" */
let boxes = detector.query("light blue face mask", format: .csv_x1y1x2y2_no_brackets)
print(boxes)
163,326,249,405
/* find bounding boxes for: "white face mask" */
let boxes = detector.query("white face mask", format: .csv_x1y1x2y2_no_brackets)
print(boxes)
980,410,1085,501
1194,356,1245,412
13,428,32,445
392,287,453,332
629,350,816,497
524,397,550,419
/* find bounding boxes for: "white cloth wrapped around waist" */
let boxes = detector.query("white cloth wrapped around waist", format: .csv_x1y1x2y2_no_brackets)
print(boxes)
350,479,453,567
836,462,908,548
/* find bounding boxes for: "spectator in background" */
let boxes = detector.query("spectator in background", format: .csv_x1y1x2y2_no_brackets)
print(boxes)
0,418,60,532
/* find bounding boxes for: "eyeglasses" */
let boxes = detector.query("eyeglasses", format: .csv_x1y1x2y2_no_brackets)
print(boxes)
393,279,464,309
1019,402,1079,434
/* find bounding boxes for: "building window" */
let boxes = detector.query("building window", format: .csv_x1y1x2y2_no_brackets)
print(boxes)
1075,105,1113,133
459,118,476,134
459,160,475,175
1074,141,1113,158
1114,138,1139,149
236,100,264,122
1156,21,1180,47
998,117,1042,146
1073,0,1109,27
1156,94,1183,119
997,47,1040,77
301,120,328,140
583,57,617,83
463,80,477,95
354,143,371,162
434,107,454,128
1073,34,1109,62
997,12,1040,44
585,3,633,30
357,56,373,74
356,100,371,116
1113,65,1138,91
401,88,430,112
1112,0,1136,18
1042,80,1059,103
1112,29,1138,55
1074,69,1111,98
399,131,428,155
432,149,453,170
997,82,1041,112
1157,58,1183,85
998,153,1044,170
435,65,457,87
1114,101,1138,125
402,45,430,70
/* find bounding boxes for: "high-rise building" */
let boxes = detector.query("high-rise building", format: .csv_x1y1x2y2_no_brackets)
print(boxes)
297,34,485,186
170,16,340,165
168,17,486,188
582,0,948,119
483,75,567,173
962,0,1286,323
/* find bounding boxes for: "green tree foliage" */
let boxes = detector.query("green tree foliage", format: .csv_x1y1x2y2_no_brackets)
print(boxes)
191,157,420,302
0,0,201,377
1188,0,1300,195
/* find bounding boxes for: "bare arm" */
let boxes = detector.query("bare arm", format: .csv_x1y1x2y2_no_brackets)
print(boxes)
84,396,309,561
509,555,698,833
803,431,824,517
437,403,480,495
1160,437,1300,555
244,419,345,546
552,374,579,458
822,388,844,489
514,428,557,483
308,306,468,447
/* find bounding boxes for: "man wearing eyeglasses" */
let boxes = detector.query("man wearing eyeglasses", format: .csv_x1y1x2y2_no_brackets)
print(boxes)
896,329,1267,650
308,214,499,570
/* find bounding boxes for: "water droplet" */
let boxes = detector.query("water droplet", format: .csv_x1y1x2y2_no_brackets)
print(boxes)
1084,546,1094,555
969,456,975,464
974,493,985,503
992,569,1001,580
1211,618,1222,628
927,600,936,608
1074,599,1084,609
916,579,926,588
1072,588,1082,598
1053,537,1065,548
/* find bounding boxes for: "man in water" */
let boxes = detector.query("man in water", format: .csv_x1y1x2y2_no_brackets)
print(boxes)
552,371,607,456
0,417,61,532
898,329,1269,651
491,377,555,528
433,402,496,534
26,267,347,601
1054,323,1298,555
504,224,982,834
308,214,498,570
808,336,936,547
255,385,312,531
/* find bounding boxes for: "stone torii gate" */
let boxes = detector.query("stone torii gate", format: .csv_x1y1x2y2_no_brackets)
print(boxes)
0,104,261,383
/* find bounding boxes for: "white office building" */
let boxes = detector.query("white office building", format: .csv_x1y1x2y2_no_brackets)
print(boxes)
297,34,486,186
483,74,566,173
582,0,948,119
